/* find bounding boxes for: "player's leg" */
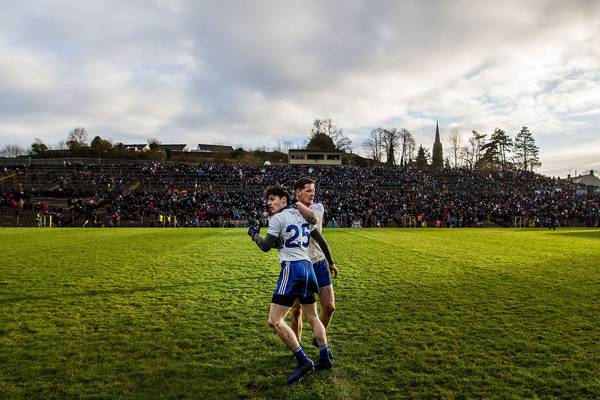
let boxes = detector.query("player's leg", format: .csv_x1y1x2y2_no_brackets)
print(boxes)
289,299,303,342
300,300,332,369
300,301,327,346
313,260,335,330
268,302,299,351
269,296,314,384
276,262,303,344
318,284,336,329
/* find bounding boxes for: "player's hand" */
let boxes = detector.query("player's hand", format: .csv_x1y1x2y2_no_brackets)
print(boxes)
247,225,260,239
273,238,284,249
329,263,339,278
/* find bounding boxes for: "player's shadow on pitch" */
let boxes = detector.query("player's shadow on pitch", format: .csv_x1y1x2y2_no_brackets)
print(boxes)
555,231,600,240
0,283,201,304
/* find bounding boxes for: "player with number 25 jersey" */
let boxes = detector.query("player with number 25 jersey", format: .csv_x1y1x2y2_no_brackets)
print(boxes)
248,184,331,384
267,204,319,302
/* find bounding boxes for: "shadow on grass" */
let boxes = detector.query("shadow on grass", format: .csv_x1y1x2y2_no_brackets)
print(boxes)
554,230,600,240
0,283,203,303
0,274,271,304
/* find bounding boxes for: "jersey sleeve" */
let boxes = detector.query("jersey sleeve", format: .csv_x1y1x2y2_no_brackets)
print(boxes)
267,213,283,238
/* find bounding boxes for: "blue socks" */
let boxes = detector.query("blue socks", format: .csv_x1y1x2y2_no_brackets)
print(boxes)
319,344,330,360
293,346,309,364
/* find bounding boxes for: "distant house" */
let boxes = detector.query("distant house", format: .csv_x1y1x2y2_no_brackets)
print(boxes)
288,149,342,166
158,144,189,153
570,170,600,187
124,144,150,153
195,144,234,154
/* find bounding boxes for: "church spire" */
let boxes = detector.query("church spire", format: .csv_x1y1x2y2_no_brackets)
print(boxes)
432,120,443,169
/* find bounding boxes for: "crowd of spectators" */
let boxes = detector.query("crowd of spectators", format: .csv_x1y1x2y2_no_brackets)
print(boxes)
1,162,599,228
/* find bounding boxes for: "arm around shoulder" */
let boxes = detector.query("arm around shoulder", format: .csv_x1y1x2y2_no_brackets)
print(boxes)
296,202,319,225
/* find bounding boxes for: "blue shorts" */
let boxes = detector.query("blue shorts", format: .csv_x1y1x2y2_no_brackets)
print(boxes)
273,260,319,302
313,259,332,288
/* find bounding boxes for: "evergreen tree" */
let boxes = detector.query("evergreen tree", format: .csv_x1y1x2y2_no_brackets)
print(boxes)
513,126,541,171
478,128,514,170
30,138,48,156
310,118,352,151
415,145,429,170
491,128,513,170
90,136,113,156
307,132,336,151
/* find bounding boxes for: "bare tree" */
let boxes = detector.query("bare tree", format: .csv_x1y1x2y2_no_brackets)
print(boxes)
67,127,89,152
382,128,400,166
147,137,161,152
53,140,68,150
460,130,486,170
362,128,384,163
460,145,474,170
407,136,416,164
1,144,25,158
447,128,462,168
311,118,352,151
399,128,414,166
68,127,88,145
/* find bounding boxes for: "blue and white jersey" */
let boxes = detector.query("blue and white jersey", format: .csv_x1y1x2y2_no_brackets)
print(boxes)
267,206,311,263
308,203,325,263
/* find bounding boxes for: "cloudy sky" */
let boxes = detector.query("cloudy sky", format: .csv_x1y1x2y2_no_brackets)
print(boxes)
1,0,599,176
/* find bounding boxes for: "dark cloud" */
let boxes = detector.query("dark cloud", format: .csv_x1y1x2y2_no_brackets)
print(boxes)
0,0,599,175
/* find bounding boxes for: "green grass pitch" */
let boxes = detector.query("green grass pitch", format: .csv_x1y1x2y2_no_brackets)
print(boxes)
0,228,599,399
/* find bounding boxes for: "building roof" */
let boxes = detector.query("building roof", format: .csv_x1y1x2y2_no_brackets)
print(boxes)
289,149,342,154
571,171,600,187
158,144,188,151
197,144,234,153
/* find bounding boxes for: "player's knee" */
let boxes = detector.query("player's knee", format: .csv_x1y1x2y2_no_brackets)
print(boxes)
323,302,335,316
267,317,282,331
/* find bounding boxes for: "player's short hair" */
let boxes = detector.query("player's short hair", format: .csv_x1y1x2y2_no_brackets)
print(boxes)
293,177,316,191
265,185,292,204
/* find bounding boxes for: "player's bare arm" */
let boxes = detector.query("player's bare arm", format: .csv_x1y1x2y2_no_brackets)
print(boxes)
296,202,319,225
310,229,339,278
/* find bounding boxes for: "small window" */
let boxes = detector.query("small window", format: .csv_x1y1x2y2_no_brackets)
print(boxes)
307,154,325,160
327,154,340,160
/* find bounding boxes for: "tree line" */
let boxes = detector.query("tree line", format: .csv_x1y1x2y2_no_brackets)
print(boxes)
362,125,541,172
2,128,162,159
1,119,541,171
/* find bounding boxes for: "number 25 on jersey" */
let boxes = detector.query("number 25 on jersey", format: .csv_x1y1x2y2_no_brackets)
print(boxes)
284,223,310,248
